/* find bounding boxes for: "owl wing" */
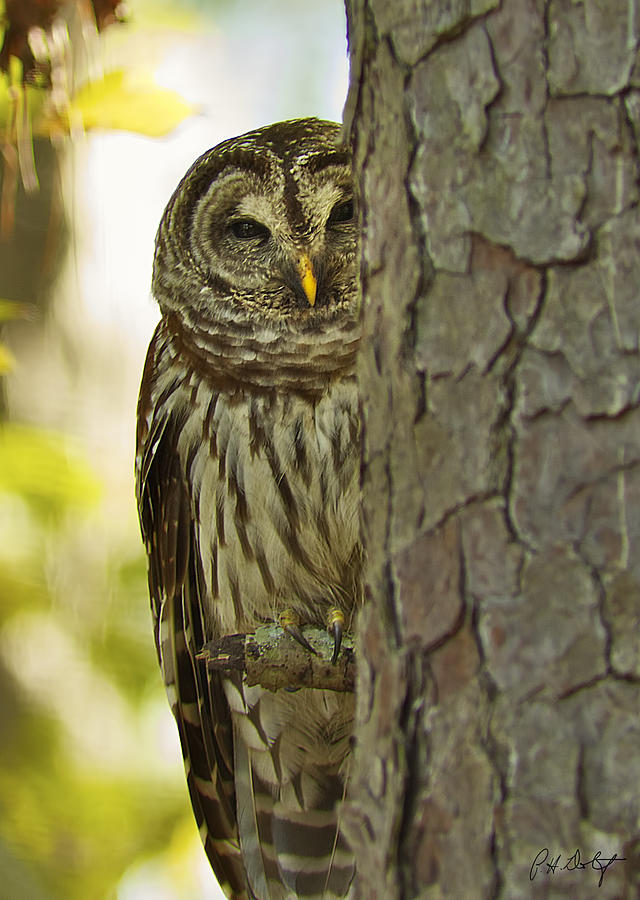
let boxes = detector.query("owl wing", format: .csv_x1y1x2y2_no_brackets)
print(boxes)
136,325,248,900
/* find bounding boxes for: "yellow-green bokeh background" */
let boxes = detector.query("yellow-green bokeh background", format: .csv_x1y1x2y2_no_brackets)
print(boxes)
0,3,348,897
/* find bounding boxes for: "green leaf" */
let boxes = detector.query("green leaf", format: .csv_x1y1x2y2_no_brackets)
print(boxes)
46,69,195,137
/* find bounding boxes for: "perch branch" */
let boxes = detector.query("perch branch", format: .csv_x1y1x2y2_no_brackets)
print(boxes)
197,624,355,693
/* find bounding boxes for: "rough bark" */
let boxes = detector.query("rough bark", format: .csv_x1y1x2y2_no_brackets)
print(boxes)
343,1,640,898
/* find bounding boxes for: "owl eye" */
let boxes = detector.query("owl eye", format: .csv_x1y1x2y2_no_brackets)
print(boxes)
229,218,270,241
327,199,354,227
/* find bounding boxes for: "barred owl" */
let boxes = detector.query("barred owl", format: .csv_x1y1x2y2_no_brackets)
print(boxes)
136,119,362,900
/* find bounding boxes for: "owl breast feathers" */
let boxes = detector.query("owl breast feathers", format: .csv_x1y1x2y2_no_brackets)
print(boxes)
136,119,362,900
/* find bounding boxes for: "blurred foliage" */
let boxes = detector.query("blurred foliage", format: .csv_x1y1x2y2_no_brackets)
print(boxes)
0,64,193,140
0,0,347,896
0,414,195,899
0,299,23,372
0,0,194,247
0,422,101,515
48,69,194,138
0,16,194,139
0,3,208,896
0,0,125,85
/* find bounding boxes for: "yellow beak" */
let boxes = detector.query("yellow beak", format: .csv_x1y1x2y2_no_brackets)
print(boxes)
298,254,317,307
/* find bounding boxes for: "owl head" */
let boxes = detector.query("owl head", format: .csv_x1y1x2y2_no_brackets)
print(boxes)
152,119,359,346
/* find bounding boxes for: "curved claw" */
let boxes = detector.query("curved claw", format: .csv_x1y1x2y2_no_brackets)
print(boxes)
279,609,318,656
327,607,345,665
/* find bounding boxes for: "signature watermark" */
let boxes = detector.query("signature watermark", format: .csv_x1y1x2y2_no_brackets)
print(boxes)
530,848,625,888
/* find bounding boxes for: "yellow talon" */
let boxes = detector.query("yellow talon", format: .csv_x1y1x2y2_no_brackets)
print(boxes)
279,608,318,655
327,607,345,665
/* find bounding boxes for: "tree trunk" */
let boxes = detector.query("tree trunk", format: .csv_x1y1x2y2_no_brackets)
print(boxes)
343,1,640,897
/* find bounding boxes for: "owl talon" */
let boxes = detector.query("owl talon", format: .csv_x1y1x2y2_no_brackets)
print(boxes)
327,607,345,665
279,610,318,656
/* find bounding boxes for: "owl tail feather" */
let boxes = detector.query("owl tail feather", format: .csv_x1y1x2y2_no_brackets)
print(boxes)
233,721,355,899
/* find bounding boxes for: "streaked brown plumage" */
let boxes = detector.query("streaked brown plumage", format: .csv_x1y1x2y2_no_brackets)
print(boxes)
136,119,361,899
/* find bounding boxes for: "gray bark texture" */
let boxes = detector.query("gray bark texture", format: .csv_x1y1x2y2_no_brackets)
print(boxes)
342,1,640,898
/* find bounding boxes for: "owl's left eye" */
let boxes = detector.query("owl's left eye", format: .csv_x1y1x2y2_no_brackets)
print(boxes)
327,198,354,227
229,219,270,241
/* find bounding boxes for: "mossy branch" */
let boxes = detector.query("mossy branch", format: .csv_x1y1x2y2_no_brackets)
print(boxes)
197,624,355,693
